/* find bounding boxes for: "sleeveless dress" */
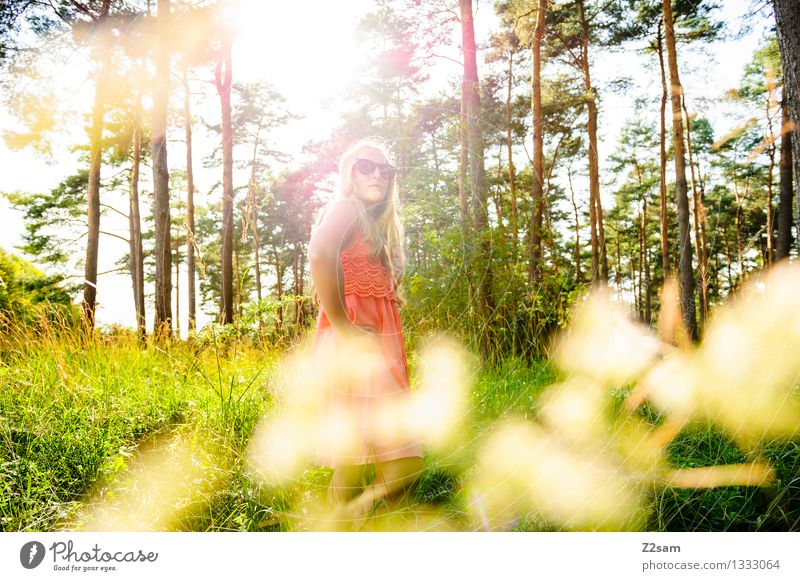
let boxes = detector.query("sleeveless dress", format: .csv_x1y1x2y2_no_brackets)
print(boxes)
311,231,424,468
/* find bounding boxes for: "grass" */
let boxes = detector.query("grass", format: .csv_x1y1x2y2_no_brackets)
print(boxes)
0,321,798,531
0,327,279,531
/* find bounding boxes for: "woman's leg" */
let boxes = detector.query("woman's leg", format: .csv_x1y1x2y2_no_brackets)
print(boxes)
373,456,424,505
327,464,366,507
345,456,423,520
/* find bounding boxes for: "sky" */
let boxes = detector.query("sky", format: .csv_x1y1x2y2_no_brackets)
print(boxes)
0,0,774,336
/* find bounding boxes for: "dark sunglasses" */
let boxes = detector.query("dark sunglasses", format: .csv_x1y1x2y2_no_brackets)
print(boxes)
354,158,397,180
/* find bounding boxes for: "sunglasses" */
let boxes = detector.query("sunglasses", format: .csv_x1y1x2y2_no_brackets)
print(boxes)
354,158,397,180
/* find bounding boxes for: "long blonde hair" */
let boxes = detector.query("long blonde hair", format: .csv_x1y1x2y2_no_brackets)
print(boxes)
311,138,407,307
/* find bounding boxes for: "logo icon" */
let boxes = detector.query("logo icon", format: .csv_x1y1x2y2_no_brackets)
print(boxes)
20,541,46,569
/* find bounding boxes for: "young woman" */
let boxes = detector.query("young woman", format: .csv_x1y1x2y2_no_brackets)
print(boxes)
308,138,423,524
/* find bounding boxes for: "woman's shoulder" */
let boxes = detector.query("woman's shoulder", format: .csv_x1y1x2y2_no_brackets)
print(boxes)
312,198,363,248
317,198,361,230
319,197,361,225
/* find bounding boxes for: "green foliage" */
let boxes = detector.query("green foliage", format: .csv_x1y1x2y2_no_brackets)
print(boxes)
0,247,74,325
738,36,782,102
194,294,309,350
3,171,87,273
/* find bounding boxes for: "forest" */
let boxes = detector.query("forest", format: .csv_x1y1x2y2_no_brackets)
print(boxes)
0,0,799,533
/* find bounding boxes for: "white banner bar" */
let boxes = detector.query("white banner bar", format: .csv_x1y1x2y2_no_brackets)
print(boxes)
1,532,797,580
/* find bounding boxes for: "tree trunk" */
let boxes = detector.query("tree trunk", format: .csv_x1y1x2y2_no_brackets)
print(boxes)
699,187,710,294
774,0,800,258
530,0,547,284
493,147,506,236
663,0,698,341
636,220,643,317
578,0,607,285
152,0,172,340
568,169,581,282
234,243,242,319
765,73,778,266
292,250,299,331
614,229,622,292
82,0,112,332
657,20,671,279
458,86,470,236
129,92,146,346
506,49,519,252
683,99,708,330
643,198,651,324
174,228,180,338
460,0,495,357
183,68,197,336
777,96,794,259
216,34,234,325
247,126,263,303
724,234,733,290
733,170,748,277
275,250,283,332
297,243,308,328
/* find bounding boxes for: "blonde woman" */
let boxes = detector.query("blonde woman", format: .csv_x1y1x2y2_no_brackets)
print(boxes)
308,138,423,525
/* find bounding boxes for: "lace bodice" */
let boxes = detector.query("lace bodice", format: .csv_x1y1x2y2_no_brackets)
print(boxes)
339,232,397,301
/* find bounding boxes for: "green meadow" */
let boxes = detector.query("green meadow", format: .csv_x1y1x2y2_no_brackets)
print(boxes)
2,315,797,532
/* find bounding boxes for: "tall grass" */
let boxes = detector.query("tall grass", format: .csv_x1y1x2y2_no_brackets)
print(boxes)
0,310,281,531
1,286,798,531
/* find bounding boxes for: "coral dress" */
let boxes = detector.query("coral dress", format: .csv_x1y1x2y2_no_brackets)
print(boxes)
312,231,424,468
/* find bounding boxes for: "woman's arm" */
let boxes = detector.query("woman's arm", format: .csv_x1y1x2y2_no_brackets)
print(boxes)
309,199,363,336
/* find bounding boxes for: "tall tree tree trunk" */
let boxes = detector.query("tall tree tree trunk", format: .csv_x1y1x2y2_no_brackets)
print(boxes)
458,89,470,235
766,144,776,267
234,243,241,319
578,0,607,284
506,49,519,252
174,229,180,338
657,21,671,278
643,198,652,324
724,235,733,290
530,0,547,284
568,169,581,282
152,0,172,340
82,0,112,332
774,0,800,258
275,249,283,331
614,230,622,291
695,148,711,302
683,99,708,330
246,144,265,336
458,69,474,310
183,68,197,336
247,127,263,304
129,92,146,346
765,71,778,266
292,250,299,332
216,33,234,325
297,239,308,328
663,0,698,341
633,160,652,324
460,0,495,357
493,147,506,236
637,214,644,319
777,97,794,259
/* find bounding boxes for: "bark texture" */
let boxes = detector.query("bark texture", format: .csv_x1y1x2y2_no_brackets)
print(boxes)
152,0,173,339
663,0,698,341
